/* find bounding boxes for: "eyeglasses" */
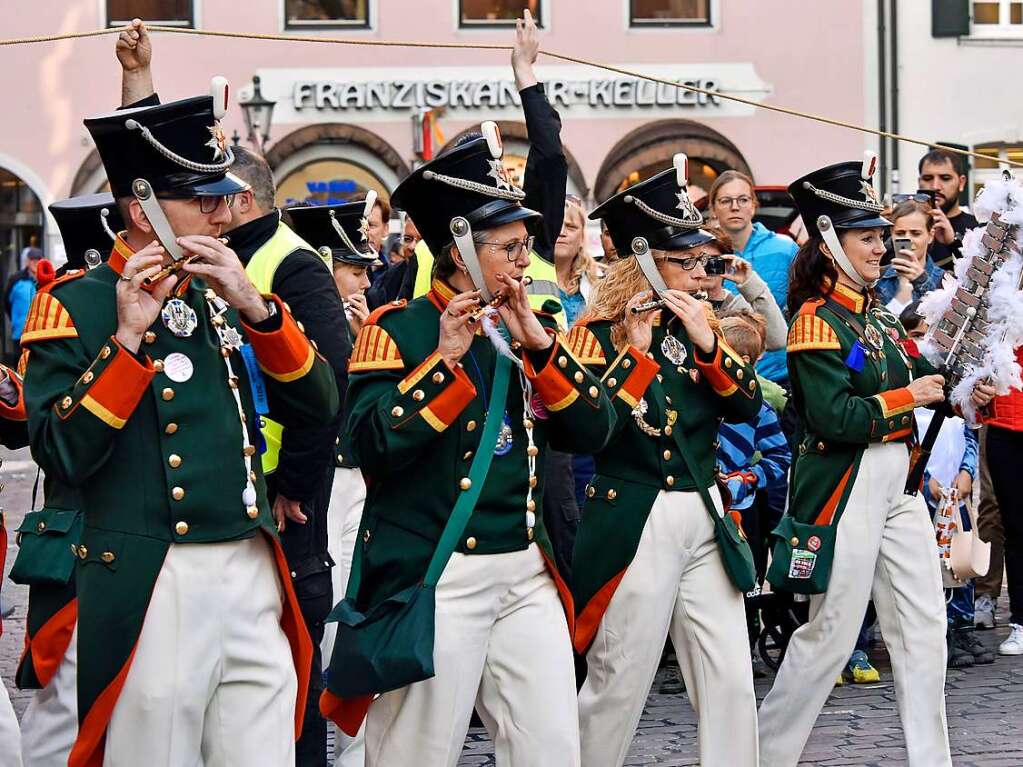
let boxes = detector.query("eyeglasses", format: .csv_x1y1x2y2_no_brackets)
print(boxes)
664,254,710,271
198,195,235,215
714,195,753,209
479,236,535,262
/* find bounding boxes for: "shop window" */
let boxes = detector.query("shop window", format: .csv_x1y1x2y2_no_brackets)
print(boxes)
970,141,1023,198
970,0,1023,35
284,0,370,29
459,0,542,27
630,0,711,27
107,0,193,27
276,158,389,208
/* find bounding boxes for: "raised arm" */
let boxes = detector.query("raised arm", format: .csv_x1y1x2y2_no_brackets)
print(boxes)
117,18,156,107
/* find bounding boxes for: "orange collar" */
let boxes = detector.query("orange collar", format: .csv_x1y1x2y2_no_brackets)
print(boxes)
827,280,866,314
109,233,191,296
426,278,456,313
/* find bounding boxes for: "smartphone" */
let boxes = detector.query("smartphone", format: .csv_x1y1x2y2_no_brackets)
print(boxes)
916,188,938,207
705,256,727,275
893,236,913,256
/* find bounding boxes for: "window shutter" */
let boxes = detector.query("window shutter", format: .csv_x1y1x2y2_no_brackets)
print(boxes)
932,0,970,38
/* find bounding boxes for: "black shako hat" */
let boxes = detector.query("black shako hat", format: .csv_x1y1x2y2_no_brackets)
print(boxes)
789,153,890,238
49,193,124,271
84,93,247,200
287,196,382,267
590,154,709,257
389,122,540,258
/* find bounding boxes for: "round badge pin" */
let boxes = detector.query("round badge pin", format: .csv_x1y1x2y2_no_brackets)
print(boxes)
807,535,822,552
163,352,194,383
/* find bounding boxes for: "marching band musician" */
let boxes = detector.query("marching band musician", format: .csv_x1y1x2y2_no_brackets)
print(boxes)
570,156,763,767
320,123,616,766
757,156,994,767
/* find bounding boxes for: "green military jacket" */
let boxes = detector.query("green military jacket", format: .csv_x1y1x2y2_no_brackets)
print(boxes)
786,281,935,528
567,313,763,654
21,235,339,765
339,279,616,620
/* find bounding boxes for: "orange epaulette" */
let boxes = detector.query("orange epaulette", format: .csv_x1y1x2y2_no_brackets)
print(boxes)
787,299,840,353
19,270,86,346
565,324,607,365
349,300,407,374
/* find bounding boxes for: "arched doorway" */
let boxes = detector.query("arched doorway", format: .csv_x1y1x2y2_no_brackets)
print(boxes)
593,120,752,204
265,123,411,207
441,121,589,201
0,163,47,359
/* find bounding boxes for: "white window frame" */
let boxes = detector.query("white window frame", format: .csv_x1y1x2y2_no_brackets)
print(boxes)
455,0,545,30
627,0,717,29
971,143,1023,197
970,0,1023,38
280,0,374,31
104,0,197,28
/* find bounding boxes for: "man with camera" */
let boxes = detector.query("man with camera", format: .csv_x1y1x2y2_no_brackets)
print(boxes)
917,148,978,271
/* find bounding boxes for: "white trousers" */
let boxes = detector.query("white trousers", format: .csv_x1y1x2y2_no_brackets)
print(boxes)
578,488,758,767
366,546,580,767
104,535,297,767
0,680,22,767
324,467,367,767
758,442,950,767
19,626,77,766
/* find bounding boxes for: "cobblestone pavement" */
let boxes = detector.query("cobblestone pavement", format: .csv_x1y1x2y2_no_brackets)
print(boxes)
3,446,1022,766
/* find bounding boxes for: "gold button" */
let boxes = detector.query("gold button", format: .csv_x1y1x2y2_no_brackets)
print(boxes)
586,485,595,498
100,346,111,359
588,385,599,398
466,536,477,550
243,445,256,457
622,358,632,369
143,331,157,344
246,506,259,519
748,380,756,391
607,377,617,387
527,528,534,541
172,487,185,501
737,369,744,380
656,374,664,382
337,453,344,463
81,371,94,384
466,420,477,432
888,420,896,429
391,406,404,418
523,418,534,429
664,425,673,436
607,488,617,500
412,389,425,401
527,445,539,457
250,471,257,482
574,371,584,384
228,377,239,389
666,475,675,487
463,451,473,461
77,545,88,560
790,536,800,547
725,358,732,367
527,499,536,512
297,321,306,333
36,521,46,532
60,396,73,410
162,387,175,401
165,422,178,435
101,551,115,563
529,475,538,488
432,371,445,384
902,415,911,425
663,449,672,461
558,356,568,369
175,520,189,535
363,529,371,543
817,441,825,452
459,477,472,491
283,302,291,313
168,454,182,468
153,359,165,373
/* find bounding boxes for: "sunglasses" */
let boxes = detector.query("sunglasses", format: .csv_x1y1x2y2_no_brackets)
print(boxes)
891,193,934,206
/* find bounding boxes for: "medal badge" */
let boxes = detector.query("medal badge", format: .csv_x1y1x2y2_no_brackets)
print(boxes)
161,298,198,338
863,323,885,352
660,335,688,366
494,412,514,456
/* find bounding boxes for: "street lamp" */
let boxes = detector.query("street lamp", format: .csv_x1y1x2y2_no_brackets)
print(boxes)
239,75,276,154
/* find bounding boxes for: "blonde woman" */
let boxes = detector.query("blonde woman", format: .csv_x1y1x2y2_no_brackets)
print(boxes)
555,196,602,327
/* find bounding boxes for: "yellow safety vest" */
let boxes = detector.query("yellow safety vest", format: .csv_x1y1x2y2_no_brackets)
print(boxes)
411,240,567,328
244,220,330,475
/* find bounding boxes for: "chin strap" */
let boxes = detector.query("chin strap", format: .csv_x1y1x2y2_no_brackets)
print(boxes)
450,216,493,303
817,215,874,289
131,178,185,262
631,236,668,294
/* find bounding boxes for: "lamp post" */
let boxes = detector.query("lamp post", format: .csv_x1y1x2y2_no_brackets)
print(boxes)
239,75,276,154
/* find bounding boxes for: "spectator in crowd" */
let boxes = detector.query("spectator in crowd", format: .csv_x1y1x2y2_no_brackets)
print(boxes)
698,227,787,352
555,195,602,328
917,149,978,270
598,218,619,263
366,214,422,308
901,303,992,667
5,245,42,318
8,253,43,346
361,191,389,255
974,432,1004,630
875,199,946,314
708,170,798,384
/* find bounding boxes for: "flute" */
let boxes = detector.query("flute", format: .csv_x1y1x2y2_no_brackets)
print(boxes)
467,276,533,324
143,236,230,287
629,290,708,315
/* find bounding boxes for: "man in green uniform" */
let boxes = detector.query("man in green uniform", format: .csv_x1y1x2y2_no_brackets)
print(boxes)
21,92,338,766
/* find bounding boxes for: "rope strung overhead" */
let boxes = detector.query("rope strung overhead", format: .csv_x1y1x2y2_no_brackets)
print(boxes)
2,23,1018,170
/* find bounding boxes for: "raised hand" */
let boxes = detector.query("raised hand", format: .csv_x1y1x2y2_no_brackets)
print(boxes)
623,291,657,354
511,9,540,90
178,235,269,323
116,18,152,73
495,272,551,351
660,290,716,354
115,241,178,352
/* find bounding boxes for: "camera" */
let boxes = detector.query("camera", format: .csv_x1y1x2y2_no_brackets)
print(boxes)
705,256,727,275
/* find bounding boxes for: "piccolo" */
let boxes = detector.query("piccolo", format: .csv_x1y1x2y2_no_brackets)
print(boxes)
629,290,708,315
143,236,230,286
467,276,533,324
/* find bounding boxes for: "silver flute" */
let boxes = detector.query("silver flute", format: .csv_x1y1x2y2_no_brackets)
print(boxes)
629,290,707,315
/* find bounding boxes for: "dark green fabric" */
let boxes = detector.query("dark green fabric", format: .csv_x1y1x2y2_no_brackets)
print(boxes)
766,516,838,595
9,508,82,586
327,355,511,698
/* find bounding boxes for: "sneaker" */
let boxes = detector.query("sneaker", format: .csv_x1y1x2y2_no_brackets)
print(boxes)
975,594,996,630
959,628,995,664
948,627,975,668
844,650,881,683
999,623,1023,656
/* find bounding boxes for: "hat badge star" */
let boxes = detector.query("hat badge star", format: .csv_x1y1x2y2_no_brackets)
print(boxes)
860,180,880,206
487,159,513,192
206,121,227,162
676,191,699,219
358,216,370,243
